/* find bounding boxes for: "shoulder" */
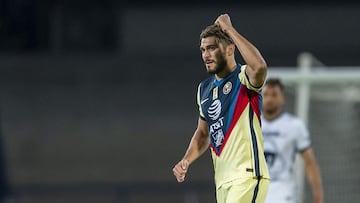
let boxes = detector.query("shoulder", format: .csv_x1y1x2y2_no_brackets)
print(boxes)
238,64,263,92
201,76,213,85
198,76,214,90
282,113,307,129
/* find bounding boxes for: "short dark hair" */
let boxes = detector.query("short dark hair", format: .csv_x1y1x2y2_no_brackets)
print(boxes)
199,25,234,46
264,78,285,92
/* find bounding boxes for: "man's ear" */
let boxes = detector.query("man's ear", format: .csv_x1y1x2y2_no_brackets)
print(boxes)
227,44,235,56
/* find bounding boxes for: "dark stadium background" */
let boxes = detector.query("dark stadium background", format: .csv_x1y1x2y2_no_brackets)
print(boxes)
0,0,359,202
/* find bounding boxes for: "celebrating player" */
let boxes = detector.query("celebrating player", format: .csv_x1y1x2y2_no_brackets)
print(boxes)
172,13,270,203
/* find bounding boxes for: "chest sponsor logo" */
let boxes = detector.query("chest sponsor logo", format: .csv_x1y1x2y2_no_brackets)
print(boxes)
263,131,280,137
208,99,225,147
208,99,221,120
209,117,224,147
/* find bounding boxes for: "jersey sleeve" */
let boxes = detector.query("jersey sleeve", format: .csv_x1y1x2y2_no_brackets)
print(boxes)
295,119,311,152
238,65,263,92
197,83,206,120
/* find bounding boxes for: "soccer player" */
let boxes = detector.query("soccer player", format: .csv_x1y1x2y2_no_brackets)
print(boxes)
172,13,270,203
261,78,324,203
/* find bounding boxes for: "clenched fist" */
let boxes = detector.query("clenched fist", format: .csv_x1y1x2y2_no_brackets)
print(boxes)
172,159,189,182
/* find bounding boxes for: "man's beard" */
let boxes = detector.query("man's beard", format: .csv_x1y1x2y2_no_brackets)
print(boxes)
263,106,279,116
207,53,227,75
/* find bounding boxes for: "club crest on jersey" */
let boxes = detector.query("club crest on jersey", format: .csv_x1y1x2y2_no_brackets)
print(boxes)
223,81,232,94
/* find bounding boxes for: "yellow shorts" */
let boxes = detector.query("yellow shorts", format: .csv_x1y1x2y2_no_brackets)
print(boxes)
216,178,269,203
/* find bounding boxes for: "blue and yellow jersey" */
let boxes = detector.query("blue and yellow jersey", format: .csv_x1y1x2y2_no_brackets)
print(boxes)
197,64,270,189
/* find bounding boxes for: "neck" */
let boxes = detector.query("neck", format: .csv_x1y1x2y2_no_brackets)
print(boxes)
215,62,237,80
263,109,282,121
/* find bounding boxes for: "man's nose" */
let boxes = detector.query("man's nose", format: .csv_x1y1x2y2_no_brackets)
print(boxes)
203,50,210,58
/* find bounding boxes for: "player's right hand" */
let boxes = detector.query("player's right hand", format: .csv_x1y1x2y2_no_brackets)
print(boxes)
215,13,233,33
172,159,189,183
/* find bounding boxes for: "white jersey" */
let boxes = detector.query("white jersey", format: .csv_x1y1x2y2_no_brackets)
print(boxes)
262,112,311,203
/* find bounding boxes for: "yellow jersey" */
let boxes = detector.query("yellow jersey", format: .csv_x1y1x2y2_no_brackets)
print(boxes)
197,64,270,189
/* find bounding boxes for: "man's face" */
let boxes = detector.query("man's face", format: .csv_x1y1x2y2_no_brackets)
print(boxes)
262,85,285,115
200,36,227,74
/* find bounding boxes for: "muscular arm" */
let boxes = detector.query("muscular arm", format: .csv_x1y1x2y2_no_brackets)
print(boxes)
173,118,210,182
215,14,267,87
183,118,210,164
301,148,324,203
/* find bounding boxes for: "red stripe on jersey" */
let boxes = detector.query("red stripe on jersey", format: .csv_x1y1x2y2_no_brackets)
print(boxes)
211,85,249,156
249,90,261,124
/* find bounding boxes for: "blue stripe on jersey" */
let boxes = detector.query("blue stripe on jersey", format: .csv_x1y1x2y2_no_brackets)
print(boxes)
251,178,261,203
249,105,260,177
213,77,224,87
258,93,263,122
226,79,241,130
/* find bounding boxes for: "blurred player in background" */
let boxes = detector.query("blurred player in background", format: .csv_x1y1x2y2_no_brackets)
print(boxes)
173,13,270,203
261,78,324,203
